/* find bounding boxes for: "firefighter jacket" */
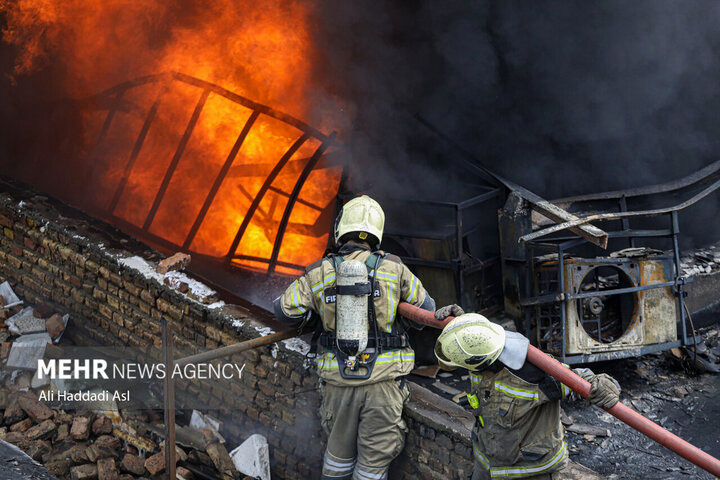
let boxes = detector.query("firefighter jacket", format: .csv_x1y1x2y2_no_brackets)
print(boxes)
468,362,572,478
274,242,435,386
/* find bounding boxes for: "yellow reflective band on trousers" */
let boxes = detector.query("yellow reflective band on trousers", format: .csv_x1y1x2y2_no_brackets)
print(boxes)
474,444,490,469
483,442,568,478
493,381,539,401
317,350,415,370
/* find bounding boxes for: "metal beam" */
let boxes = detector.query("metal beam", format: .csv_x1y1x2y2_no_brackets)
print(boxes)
143,88,210,231
108,79,169,213
183,110,260,249
521,177,720,243
225,133,311,260
268,133,336,273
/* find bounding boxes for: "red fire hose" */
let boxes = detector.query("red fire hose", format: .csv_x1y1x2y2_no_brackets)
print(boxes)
397,302,720,477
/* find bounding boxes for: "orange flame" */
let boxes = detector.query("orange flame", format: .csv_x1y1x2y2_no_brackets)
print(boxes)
1,0,342,275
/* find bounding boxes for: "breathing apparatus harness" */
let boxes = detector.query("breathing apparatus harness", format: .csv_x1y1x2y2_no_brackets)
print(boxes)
308,250,410,379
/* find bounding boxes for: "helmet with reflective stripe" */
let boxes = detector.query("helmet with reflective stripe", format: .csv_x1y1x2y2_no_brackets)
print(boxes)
434,313,506,371
334,195,385,248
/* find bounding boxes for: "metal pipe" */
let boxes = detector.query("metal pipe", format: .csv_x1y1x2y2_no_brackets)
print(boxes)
395,302,720,477
161,317,176,480
174,328,298,367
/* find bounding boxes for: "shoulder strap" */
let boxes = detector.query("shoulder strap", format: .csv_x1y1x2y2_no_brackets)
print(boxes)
365,251,386,273
327,253,345,272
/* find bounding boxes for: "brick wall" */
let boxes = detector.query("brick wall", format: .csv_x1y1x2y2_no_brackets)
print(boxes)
0,178,474,480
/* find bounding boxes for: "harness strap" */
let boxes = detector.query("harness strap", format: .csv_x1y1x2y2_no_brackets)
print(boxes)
318,331,410,349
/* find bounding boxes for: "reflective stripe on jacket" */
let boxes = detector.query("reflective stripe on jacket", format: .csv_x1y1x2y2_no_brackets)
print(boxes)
470,366,570,477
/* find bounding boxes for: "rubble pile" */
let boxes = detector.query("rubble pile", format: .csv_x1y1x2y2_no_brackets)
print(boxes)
681,244,720,277
0,281,69,390
0,281,262,480
563,322,720,479
0,391,260,480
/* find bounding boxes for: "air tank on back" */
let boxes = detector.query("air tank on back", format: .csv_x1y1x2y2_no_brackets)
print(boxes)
335,259,369,358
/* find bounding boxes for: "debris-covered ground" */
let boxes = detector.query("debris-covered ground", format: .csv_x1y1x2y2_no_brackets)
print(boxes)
0,281,263,480
564,323,720,480
412,322,720,480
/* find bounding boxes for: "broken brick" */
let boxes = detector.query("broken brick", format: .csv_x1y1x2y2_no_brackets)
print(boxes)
144,451,165,476
206,442,235,480
0,342,9,359
85,444,118,462
70,464,98,480
3,431,26,444
71,416,91,441
94,435,121,450
9,417,32,432
18,394,53,422
54,423,69,443
27,439,52,460
70,444,90,464
46,460,72,477
45,313,65,339
25,419,57,440
156,252,191,274
3,396,28,425
120,453,145,475
97,457,118,480
91,416,113,436
176,466,194,480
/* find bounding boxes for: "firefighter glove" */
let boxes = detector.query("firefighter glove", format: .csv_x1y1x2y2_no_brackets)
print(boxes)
435,304,464,322
588,373,621,409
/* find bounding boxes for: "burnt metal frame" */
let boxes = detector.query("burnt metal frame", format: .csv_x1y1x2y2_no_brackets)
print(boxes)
84,71,338,274
520,210,696,365
517,160,720,363
352,186,504,308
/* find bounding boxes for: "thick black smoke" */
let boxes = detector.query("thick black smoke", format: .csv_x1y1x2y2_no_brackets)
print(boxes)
2,1,720,247
307,1,720,246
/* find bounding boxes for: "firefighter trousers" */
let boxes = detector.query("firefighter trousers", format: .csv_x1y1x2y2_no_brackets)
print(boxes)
320,378,410,480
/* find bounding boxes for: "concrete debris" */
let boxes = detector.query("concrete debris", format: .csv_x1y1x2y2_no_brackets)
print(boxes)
6,307,45,335
190,410,224,444
30,369,50,389
156,252,191,274
230,434,271,480
6,332,51,370
0,281,21,309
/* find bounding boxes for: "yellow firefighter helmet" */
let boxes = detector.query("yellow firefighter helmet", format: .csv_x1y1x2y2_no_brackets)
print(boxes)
334,195,385,247
434,313,506,370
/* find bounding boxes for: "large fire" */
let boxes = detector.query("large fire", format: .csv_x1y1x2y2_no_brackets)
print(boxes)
0,0,341,275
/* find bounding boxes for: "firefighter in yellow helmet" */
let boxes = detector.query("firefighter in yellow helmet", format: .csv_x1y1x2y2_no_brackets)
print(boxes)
274,195,436,480
434,309,620,480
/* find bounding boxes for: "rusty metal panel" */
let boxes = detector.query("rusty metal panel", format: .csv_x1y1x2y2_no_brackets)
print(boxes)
560,257,677,355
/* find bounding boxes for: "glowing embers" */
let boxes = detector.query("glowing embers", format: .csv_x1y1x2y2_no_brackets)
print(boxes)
84,73,339,275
